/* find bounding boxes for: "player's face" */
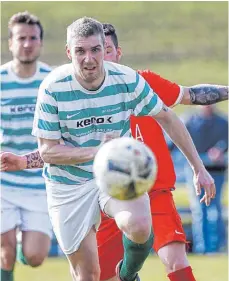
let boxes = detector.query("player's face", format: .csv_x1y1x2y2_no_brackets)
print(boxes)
105,35,122,63
9,24,42,64
67,34,105,86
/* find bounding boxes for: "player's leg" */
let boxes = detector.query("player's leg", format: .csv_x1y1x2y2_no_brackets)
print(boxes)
46,180,101,281
97,213,123,281
1,230,17,281
67,227,100,281
151,190,196,281
1,197,19,281
101,193,153,281
20,231,51,267
17,192,52,266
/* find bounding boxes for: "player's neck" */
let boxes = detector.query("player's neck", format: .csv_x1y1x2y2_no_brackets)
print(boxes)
11,59,37,79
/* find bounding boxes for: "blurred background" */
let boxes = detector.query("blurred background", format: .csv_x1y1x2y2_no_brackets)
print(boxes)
1,1,228,281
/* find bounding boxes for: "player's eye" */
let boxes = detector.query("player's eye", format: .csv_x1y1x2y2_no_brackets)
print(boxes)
31,36,39,41
18,36,26,41
76,49,84,55
92,47,100,53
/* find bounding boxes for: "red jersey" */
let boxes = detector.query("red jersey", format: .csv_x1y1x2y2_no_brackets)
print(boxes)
130,70,183,192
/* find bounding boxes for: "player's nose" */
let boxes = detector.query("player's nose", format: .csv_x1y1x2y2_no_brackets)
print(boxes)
84,51,94,63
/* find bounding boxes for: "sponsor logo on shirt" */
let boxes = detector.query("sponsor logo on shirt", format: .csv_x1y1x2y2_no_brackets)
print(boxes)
75,116,113,128
10,105,35,113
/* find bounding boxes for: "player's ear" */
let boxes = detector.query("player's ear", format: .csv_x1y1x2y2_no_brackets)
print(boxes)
117,46,122,62
65,44,72,61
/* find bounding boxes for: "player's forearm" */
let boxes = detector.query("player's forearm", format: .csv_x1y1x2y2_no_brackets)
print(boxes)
24,150,44,169
155,108,204,172
39,144,98,165
181,85,228,105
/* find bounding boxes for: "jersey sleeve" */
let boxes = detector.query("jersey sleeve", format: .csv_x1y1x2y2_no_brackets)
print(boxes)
131,72,163,116
32,80,61,140
138,70,184,107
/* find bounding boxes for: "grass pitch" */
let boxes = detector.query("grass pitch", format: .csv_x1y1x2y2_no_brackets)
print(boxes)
15,254,228,281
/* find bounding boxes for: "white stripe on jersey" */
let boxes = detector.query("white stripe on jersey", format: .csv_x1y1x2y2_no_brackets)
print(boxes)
2,135,37,145
2,172,44,186
1,119,36,129
0,89,39,99
1,72,50,83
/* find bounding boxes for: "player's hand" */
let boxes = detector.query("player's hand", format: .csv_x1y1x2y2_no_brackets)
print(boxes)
193,167,216,206
0,152,27,172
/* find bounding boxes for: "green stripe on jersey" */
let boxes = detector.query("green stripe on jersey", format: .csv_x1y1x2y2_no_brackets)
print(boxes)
1,142,38,151
44,167,88,185
138,95,158,116
40,103,58,114
53,164,93,179
1,179,45,189
1,97,36,106
1,127,32,136
53,82,138,102
38,119,60,131
1,80,42,90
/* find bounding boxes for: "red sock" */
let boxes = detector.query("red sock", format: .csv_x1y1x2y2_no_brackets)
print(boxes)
168,266,196,281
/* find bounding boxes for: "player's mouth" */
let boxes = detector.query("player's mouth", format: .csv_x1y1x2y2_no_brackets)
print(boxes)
84,66,96,71
23,49,33,54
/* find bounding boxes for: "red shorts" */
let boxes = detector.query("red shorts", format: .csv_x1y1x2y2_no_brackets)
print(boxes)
97,189,186,280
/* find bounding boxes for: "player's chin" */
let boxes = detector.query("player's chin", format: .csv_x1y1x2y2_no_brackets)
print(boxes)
20,57,37,64
84,73,100,83
20,53,39,64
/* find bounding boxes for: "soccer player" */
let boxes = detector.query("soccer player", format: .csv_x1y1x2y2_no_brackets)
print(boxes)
0,21,227,281
31,17,215,281
0,12,52,281
97,24,229,281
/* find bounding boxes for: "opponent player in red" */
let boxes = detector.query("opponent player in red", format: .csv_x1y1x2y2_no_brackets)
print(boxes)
1,23,227,281
97,23,227,281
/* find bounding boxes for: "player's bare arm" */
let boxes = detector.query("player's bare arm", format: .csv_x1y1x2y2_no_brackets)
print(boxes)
153,105,216,206
181,85,228,105
38,138,98,165
26,150,44,169
0,150,44,172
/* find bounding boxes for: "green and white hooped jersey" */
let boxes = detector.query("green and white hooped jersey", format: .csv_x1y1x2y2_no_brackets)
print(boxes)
32,61,163,185
1,61,51,190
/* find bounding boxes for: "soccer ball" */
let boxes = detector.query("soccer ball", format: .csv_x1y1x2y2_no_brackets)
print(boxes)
93,137,157,200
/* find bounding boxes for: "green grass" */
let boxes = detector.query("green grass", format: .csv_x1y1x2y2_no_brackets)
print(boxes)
15,255,228,281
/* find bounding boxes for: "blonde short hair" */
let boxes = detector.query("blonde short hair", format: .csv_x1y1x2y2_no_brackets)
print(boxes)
67,16,105,46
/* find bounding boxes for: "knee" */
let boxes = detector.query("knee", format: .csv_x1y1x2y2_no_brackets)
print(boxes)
1,245,16,270
24,252,47,267
124,215,151,243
